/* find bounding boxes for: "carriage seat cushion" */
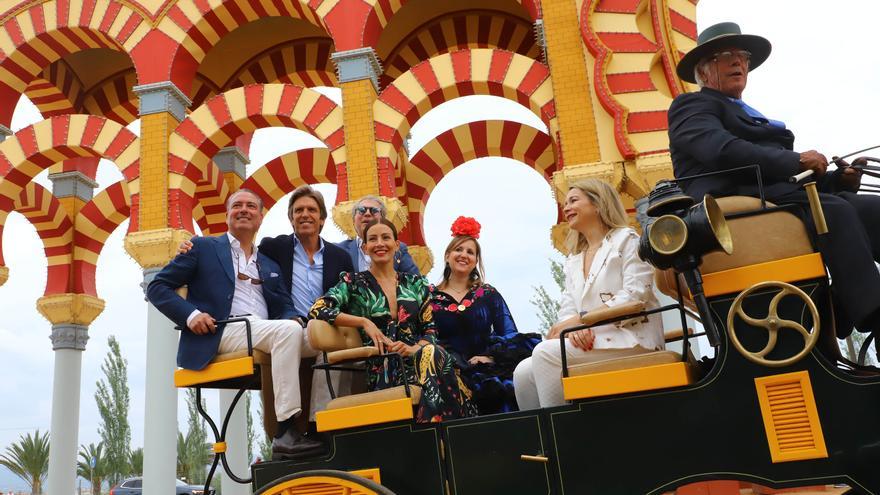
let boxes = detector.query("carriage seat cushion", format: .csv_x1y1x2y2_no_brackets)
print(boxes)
211,349,270,365
325,385,421,410
568,350,682,377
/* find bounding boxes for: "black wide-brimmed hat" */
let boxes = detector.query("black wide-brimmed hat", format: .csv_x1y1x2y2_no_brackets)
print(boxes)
676,22,771,84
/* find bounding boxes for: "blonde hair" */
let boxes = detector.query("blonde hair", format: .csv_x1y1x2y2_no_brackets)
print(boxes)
565,179,629,254
439,236,485,289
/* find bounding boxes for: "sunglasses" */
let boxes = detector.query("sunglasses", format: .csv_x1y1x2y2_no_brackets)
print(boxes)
355,206,382,215
234,254,263,285
711,49,751,65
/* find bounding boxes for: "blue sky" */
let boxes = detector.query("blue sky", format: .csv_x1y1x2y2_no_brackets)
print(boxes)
2,1,879,491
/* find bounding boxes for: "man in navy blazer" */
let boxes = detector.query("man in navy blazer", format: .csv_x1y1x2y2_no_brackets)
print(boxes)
147,189,324,458
668,22,880,338
337,195,420,275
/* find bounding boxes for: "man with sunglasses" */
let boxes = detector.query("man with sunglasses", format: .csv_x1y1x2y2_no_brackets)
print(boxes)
668,22,880,341
338,195,420,274
147,189,325,459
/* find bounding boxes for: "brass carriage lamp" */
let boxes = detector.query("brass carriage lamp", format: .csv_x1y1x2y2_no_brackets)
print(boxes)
638,181,734,346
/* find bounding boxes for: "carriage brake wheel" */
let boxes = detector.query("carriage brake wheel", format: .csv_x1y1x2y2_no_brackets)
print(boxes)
254,469,396,495
727,281,820,367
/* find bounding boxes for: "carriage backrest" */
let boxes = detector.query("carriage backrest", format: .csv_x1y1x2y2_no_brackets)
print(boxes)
308,320,363,352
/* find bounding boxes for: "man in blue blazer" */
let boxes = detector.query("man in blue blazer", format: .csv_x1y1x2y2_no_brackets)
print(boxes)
337,195,420,275
668,22,880,339
147,189,324,458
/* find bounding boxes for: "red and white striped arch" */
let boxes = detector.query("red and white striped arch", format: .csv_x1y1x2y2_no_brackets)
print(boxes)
11,182,74,293
73,181,131,296
0,0,147,124
159,0,327,89
168,84,344,232
374,49,557,186
380,10,541,88
317,0,541,51
242,147,337,211
402,120,556,245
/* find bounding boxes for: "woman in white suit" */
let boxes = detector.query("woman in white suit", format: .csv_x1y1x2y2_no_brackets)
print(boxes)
513,179,664,409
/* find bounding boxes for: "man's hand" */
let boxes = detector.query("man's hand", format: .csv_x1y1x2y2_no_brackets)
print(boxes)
798,150,828,176
547,315,582,339
835,157,865,192
188,313,216,335
568,329,595,351
178,239,194,255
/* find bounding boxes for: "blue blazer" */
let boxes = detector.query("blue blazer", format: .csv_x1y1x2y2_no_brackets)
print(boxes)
257,234,354,318
337,238,420,275
146,234,296,370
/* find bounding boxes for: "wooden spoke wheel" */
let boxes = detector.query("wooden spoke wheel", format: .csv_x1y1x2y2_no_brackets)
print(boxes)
255,469,396,495
727,281,820,367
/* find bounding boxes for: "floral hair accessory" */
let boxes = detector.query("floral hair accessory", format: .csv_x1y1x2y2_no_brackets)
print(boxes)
451,216,481,239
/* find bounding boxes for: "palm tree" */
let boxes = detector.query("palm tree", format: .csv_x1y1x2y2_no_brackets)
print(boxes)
0,430,49,495
77,442,110,495
129,448,144,477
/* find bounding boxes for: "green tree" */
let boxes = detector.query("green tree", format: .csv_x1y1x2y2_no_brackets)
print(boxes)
76,442,110,495
0,430,49,495
179,389,211,484
129,447,144,477
245,392,254,464
95,335,131,485
257,399,273,462
530,259,565,334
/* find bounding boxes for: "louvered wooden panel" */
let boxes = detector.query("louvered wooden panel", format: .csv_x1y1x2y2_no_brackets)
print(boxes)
754,371,828,463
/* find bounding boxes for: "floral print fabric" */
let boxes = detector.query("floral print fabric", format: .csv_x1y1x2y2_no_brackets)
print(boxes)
310,271,477,422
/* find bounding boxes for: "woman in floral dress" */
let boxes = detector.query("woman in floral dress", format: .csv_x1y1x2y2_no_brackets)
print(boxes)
431,217,540,415
309,218,477,422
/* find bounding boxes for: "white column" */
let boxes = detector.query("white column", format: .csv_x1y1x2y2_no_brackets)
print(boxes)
47,325,87,495
142,268,179,495
219,390,251,495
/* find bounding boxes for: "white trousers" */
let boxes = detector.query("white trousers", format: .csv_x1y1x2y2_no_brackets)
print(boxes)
218,318,317,422
513,339,651,409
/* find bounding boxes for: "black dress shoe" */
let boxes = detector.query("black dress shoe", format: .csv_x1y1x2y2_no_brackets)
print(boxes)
271,428,326,458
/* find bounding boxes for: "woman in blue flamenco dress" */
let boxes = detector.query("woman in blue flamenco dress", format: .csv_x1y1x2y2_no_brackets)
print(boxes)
430,216,541,415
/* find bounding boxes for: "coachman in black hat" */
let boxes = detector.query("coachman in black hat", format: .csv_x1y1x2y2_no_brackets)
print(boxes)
666,22,880,344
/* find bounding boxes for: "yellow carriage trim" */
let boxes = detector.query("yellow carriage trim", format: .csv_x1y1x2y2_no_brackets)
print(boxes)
316,397,414,432
562,351,694,401
702,253,825,298
349,469,382,485
754,371,828,463
259,474,385,495
212,442,226,454
173,357,255,388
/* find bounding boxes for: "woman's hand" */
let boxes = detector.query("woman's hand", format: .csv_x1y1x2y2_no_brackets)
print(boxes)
568,328,595,351
467,355,494,365
178,239,193,255
361,319,392,354
547,315,582,339
387,340,421,357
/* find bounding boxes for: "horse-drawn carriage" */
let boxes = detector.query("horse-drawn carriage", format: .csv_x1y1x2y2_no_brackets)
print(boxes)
175,168,880,494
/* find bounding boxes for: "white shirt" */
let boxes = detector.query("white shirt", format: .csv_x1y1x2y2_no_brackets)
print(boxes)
356,237,371,271
186,233,269,326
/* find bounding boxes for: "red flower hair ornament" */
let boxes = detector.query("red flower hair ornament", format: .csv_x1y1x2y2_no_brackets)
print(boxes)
451,216,481,239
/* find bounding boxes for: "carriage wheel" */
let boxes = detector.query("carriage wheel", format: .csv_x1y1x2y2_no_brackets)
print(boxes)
254,469,396,495
727,281,820,367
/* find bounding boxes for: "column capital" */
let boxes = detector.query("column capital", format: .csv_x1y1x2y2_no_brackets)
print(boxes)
0,124,12,142
550,222,571,256
124,228,193,269
331,48,382,91
406,245,433,275
49,171,99,201
214,146,250,179
50,323,89,350
36,293,105,326
0,265,8,286
551,162,624,200
133,81,192,121
331,196,408,239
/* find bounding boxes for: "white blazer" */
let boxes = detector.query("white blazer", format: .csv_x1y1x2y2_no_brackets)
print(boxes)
557,227,664,351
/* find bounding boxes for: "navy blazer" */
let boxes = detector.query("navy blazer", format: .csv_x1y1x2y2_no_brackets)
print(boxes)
337,238,420,275
668,87,840,201
146,234,296,370
257,234,354,317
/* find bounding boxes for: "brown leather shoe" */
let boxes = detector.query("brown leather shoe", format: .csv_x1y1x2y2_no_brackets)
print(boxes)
271,428,326,458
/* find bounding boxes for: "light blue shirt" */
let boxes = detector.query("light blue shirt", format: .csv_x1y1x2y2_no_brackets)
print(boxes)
356,237,371,271
292,237,325,318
